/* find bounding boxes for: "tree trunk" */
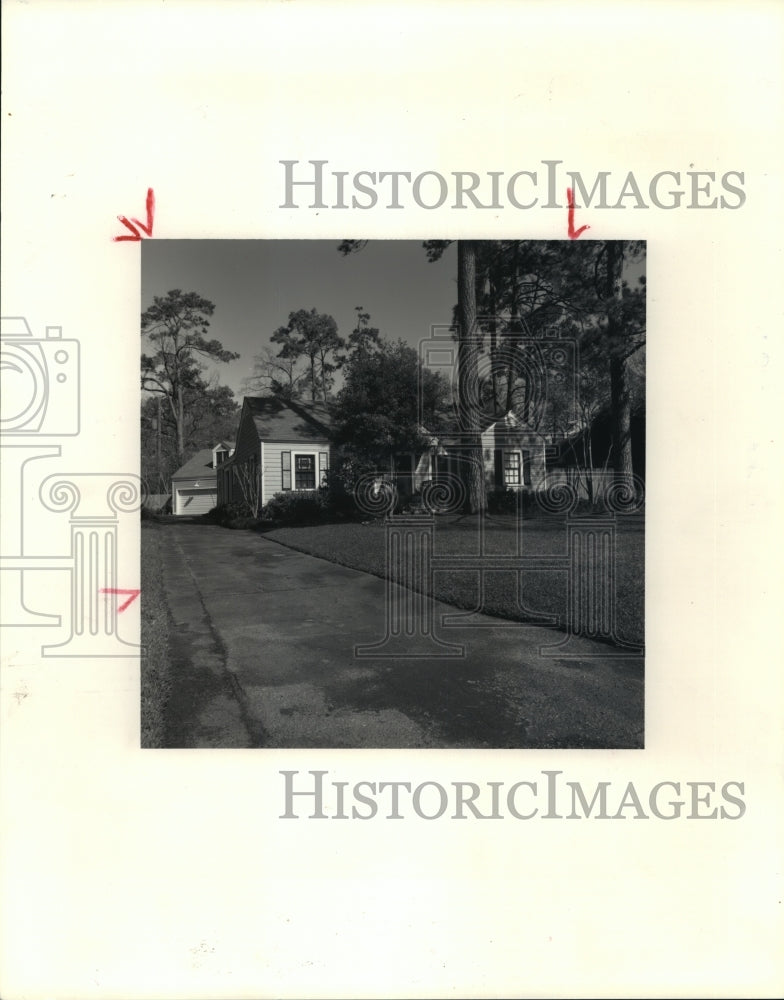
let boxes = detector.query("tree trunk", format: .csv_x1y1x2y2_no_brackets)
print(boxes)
457,240,486,513
606,241,633,481
319,348,330,403
176,383,185,465
487,275,499,414
582,432,592,506
156,396,163,492
506,242,521,414
610,354,633,480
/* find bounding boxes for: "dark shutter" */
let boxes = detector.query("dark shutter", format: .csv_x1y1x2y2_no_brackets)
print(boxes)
281,451,291,490
522,449,532,486
494,449,504,488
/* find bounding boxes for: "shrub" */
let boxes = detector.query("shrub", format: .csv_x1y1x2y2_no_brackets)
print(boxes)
204,501,252,526
486,488,523,515
262,490,330,526
226,515,258,530
320,469,361,519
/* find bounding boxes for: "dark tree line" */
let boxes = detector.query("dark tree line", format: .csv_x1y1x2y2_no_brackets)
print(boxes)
337,239,646,513
141,243,645,510
141,289,240,493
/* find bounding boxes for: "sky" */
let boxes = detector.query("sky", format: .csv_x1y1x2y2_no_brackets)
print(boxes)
141,240,460,398
140,239,645,402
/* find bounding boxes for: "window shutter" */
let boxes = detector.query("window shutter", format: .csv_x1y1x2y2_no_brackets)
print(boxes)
281,451,291,490
522,450,532,486
494,449,504,488
319,452,329,485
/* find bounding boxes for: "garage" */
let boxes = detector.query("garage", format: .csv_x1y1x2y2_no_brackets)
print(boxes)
175,487,217,516
170,445,234,517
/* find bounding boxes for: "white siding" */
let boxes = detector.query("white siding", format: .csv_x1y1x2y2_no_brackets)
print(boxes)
481,419,548,490
262,440,330,503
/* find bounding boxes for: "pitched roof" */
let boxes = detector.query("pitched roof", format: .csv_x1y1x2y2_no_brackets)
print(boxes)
243,396,333,441
425,407,539,443
171,449,217,480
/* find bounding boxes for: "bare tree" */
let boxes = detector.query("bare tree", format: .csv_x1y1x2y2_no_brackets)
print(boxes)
233,460,261,518
244,346,308,399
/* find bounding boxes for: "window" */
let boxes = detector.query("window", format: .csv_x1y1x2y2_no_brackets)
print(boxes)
295,454,315,490
282,451,328,491
504,451,521,486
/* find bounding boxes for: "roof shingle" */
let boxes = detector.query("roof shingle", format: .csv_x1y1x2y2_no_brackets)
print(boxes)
171,449,216,480
244,396,333,441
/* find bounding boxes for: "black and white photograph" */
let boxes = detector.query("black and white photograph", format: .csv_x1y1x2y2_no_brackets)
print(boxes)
140,239,646,749
4,3,783,997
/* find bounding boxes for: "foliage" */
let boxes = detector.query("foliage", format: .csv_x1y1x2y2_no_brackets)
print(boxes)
244,345,309,400
462,239,645,480
233,460,262,519
262,489,332,525
319,467,365,518
332,338,450,468
140,523,172,747
140,384,239,495
336,239,646,499
326,452,381,499
141,289,240,471
270,307,345,403
203,501,254,526
486,488,523,515
342,306,382,358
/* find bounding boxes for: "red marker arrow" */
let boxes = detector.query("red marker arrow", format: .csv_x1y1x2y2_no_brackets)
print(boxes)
113,188,155,242
100,588,141,612
567,187,590,240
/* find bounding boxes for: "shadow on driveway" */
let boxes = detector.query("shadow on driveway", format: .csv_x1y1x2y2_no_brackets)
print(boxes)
153,523,644,749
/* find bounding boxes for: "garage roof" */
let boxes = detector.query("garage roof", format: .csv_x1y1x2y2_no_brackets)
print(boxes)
171,449,216,480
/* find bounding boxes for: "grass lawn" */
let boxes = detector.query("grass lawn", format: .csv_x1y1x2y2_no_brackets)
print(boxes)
266,514,644,648
140,521,172,746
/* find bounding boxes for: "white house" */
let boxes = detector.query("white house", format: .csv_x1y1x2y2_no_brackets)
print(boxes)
217,397,331,509
218,394,557,513
393,410,552,496
171,441,235,516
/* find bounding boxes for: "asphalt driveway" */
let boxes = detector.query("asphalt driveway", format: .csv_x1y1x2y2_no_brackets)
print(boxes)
156,522,644,749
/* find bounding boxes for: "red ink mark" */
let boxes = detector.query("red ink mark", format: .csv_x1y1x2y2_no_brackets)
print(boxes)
113,188,155,242
567,187,589,240
100,588,141,612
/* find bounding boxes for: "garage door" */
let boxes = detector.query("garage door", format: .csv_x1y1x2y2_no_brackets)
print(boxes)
176,487,217,516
